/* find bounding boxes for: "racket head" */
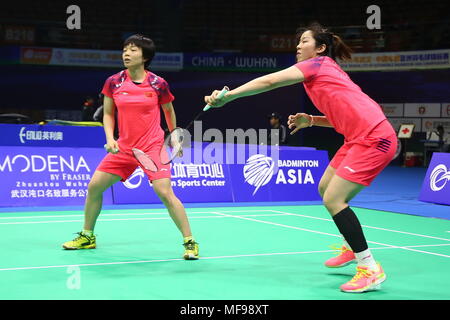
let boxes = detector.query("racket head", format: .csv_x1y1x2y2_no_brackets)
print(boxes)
132,148,158,172
160,127,189,165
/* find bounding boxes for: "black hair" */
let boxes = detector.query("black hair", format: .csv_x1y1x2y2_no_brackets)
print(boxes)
123,34,156,69
295,22,352,61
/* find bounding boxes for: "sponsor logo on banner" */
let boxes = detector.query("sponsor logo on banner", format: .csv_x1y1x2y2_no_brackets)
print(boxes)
419,153,450,206
46,48,183,70
150,53,183,71
21,47,52,64
50,48,122,67
243,154,275,195
243,154,318,195
19,127,64,144
122,163,227,190
442,103,450,118
337,49,450,71
404,103,441,117
1,124,105,148
422,118,450,132
0,154,90,173
0,147,113,207
115,158,233,204
380,103,404,117
429,164,450,191
184,52,294,71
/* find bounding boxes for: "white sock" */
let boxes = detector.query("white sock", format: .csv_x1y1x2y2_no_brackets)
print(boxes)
354,249,378,270
82,229,94,237
342,237,352,251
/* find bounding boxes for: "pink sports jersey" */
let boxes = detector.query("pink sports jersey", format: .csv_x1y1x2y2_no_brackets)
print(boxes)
295,56,387,141
101,69,174,153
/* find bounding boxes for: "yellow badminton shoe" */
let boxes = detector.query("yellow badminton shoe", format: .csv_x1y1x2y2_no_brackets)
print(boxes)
183,239,199,260
62,232,96,250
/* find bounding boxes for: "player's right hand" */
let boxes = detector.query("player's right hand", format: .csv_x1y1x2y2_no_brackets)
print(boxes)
204,90,231,108
104,140,120,154
288,113,312,135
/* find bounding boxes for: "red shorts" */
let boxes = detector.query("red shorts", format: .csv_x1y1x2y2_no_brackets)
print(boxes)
329,120,397,186
96,145,171,182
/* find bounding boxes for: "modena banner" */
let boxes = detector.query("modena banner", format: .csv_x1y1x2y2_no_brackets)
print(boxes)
338,49,450,71
0,146,113,206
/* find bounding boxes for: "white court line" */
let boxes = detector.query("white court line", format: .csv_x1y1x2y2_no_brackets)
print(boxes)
270,209,450,242
0,210,273,220
0,243,448,272
212,211,450,259
0,213,286,225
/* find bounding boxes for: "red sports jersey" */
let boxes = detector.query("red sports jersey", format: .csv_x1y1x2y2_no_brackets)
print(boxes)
295,56,387,141
101,69,174,153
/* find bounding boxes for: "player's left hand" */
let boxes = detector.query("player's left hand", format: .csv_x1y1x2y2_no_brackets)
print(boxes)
288,113,312,135
204,90,230,108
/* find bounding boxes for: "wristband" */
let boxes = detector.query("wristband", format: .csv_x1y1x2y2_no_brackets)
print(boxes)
309,115,314,127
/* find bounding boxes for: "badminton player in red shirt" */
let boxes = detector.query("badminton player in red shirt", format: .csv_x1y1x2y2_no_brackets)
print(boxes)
63,35,199,260
205,23,396,292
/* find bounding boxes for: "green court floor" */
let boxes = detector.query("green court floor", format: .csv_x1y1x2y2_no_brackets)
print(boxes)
0,205,449,300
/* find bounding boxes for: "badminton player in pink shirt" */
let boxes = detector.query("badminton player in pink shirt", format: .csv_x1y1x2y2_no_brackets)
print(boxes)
63,35,199,260
205,23,396,293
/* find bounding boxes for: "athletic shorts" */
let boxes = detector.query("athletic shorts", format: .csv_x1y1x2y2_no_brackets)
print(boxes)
329,120,397,186
96,144,171,182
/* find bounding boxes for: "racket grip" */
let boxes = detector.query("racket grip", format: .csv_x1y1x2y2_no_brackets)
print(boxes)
104,144,119,153
203,86,229,111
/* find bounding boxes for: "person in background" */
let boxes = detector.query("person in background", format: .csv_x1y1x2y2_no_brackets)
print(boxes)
436,125,449,152
93,93,104,123
268,112,288,145
82,96,96,121
94,93,120,140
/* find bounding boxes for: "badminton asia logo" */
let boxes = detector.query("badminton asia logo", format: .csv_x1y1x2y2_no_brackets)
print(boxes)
243,154,318,195
429,164,450,191
243,154,275,195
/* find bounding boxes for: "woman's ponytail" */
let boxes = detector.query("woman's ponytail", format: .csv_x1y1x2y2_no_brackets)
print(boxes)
332,34,352,61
